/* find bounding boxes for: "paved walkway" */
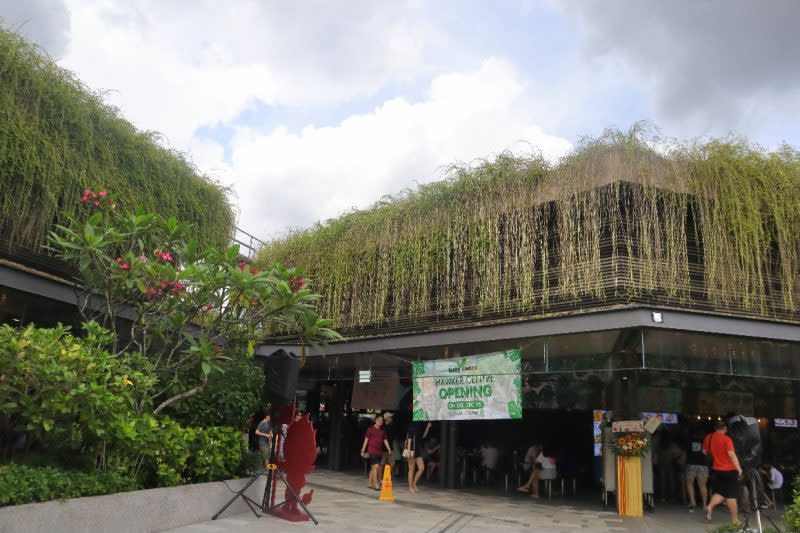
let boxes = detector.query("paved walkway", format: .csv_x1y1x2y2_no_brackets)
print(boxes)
161,470,781,533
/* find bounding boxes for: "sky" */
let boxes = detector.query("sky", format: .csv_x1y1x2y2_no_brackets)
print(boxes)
2,0,799,241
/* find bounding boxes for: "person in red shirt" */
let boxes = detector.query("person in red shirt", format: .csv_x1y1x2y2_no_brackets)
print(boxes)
361,415,392,490
702,420,743,524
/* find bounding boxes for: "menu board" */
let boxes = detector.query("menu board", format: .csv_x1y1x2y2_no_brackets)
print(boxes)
593,410,606,456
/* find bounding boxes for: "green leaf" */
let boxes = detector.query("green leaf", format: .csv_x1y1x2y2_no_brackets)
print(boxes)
247,341,254,356
201,362,211,375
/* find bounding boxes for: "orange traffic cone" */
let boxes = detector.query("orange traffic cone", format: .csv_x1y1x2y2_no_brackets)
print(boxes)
378,465,395,501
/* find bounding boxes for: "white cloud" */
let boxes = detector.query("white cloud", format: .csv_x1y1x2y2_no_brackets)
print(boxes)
224,58,572,239
58,0,436,148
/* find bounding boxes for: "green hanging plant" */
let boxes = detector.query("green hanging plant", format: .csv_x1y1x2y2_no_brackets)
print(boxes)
259,125,800,334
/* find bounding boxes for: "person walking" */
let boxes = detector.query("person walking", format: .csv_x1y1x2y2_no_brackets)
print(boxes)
703,420,743,525
404,421,431,493
685,431,710,511
381,412,398,476
361,415,392,491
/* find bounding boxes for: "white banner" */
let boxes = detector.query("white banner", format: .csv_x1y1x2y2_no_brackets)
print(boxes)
412,349,522,421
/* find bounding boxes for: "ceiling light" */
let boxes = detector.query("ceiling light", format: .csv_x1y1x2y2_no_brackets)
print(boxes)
651,311,663,323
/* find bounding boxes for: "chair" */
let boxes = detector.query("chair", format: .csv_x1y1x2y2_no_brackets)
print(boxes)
560,475,577,496
542,477,556,500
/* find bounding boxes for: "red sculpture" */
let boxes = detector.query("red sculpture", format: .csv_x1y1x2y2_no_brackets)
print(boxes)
269,414,316,522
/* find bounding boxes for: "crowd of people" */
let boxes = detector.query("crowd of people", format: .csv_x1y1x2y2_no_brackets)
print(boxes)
648,420,789,526
247,406,793,527
356,413,443,493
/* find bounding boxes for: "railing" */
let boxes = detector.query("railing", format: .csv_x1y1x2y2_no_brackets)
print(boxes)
232,226,266,260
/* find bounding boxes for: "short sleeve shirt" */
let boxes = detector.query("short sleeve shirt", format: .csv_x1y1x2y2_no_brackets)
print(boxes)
257,419,272,447
537,452,557,473
703,432,736,471
365,425,386,455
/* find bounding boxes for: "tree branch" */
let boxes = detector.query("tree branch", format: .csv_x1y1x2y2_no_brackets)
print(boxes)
151,373,208,415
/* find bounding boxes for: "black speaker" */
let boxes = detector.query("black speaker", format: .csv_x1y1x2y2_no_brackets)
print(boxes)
727,414,762,471
605,374,639,420
257,349,299,405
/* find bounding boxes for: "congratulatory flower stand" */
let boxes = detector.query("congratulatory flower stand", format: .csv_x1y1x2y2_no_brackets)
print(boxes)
609,424,651,517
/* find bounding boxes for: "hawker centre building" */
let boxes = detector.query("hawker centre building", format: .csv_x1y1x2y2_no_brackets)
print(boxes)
257,140,800,491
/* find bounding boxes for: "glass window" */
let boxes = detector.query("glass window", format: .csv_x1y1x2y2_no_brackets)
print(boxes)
643,329,800,380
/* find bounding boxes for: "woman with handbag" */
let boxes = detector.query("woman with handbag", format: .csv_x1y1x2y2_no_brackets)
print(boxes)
404,421,432,493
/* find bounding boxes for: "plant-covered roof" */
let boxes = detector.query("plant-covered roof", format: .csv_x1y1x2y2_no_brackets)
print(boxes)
0,27,235,252
259,125,800,334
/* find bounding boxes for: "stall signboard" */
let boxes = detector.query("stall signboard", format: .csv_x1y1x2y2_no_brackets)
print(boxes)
642,411,679,424
774,418,798,428
412,349,522,421
593,410,606,456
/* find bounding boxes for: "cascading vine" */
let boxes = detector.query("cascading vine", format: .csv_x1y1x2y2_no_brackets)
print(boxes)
0,27,234,251
259,128,800,334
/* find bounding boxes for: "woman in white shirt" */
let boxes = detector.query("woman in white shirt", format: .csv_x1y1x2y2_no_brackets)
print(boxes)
517,446,557,498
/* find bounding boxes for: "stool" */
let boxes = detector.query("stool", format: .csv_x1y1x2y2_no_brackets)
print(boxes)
560,476,577,496
542,478,555,500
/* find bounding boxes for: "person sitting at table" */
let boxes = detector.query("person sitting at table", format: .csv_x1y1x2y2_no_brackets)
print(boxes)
480,441,499,481
517,445,557,498
425,438,441,481
760,462,783,508
523,444,543,472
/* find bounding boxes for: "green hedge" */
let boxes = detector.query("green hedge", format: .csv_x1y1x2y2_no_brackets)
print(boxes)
0,464,139,506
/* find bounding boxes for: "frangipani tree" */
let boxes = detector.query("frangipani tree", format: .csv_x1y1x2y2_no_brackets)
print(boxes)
49,189,339,415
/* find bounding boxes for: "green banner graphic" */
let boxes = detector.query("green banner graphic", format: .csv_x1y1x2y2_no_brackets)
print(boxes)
412,349,522,421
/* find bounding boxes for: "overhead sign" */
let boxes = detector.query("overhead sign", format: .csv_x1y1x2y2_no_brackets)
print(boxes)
774,418,798,428
642,411,679,424
351,368,399,410
412,349,522,421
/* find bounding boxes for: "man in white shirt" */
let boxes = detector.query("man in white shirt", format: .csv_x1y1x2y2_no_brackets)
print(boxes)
761,463,783,508
481,442,499,471
523,444,542,472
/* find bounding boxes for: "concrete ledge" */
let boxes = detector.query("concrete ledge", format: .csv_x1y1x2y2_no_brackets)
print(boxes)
0,475,267,533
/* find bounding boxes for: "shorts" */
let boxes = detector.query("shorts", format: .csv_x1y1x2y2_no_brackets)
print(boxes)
369,454,383,466
686,464,709,480
711,469,740,499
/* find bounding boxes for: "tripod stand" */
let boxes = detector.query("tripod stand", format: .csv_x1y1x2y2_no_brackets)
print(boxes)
212,462,270,520
212,427,318,525
739,476,782,533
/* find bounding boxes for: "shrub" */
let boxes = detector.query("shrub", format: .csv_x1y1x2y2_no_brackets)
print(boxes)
0,464,139,506
105,416,245,487
785,476,800,533
0,322,154,466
